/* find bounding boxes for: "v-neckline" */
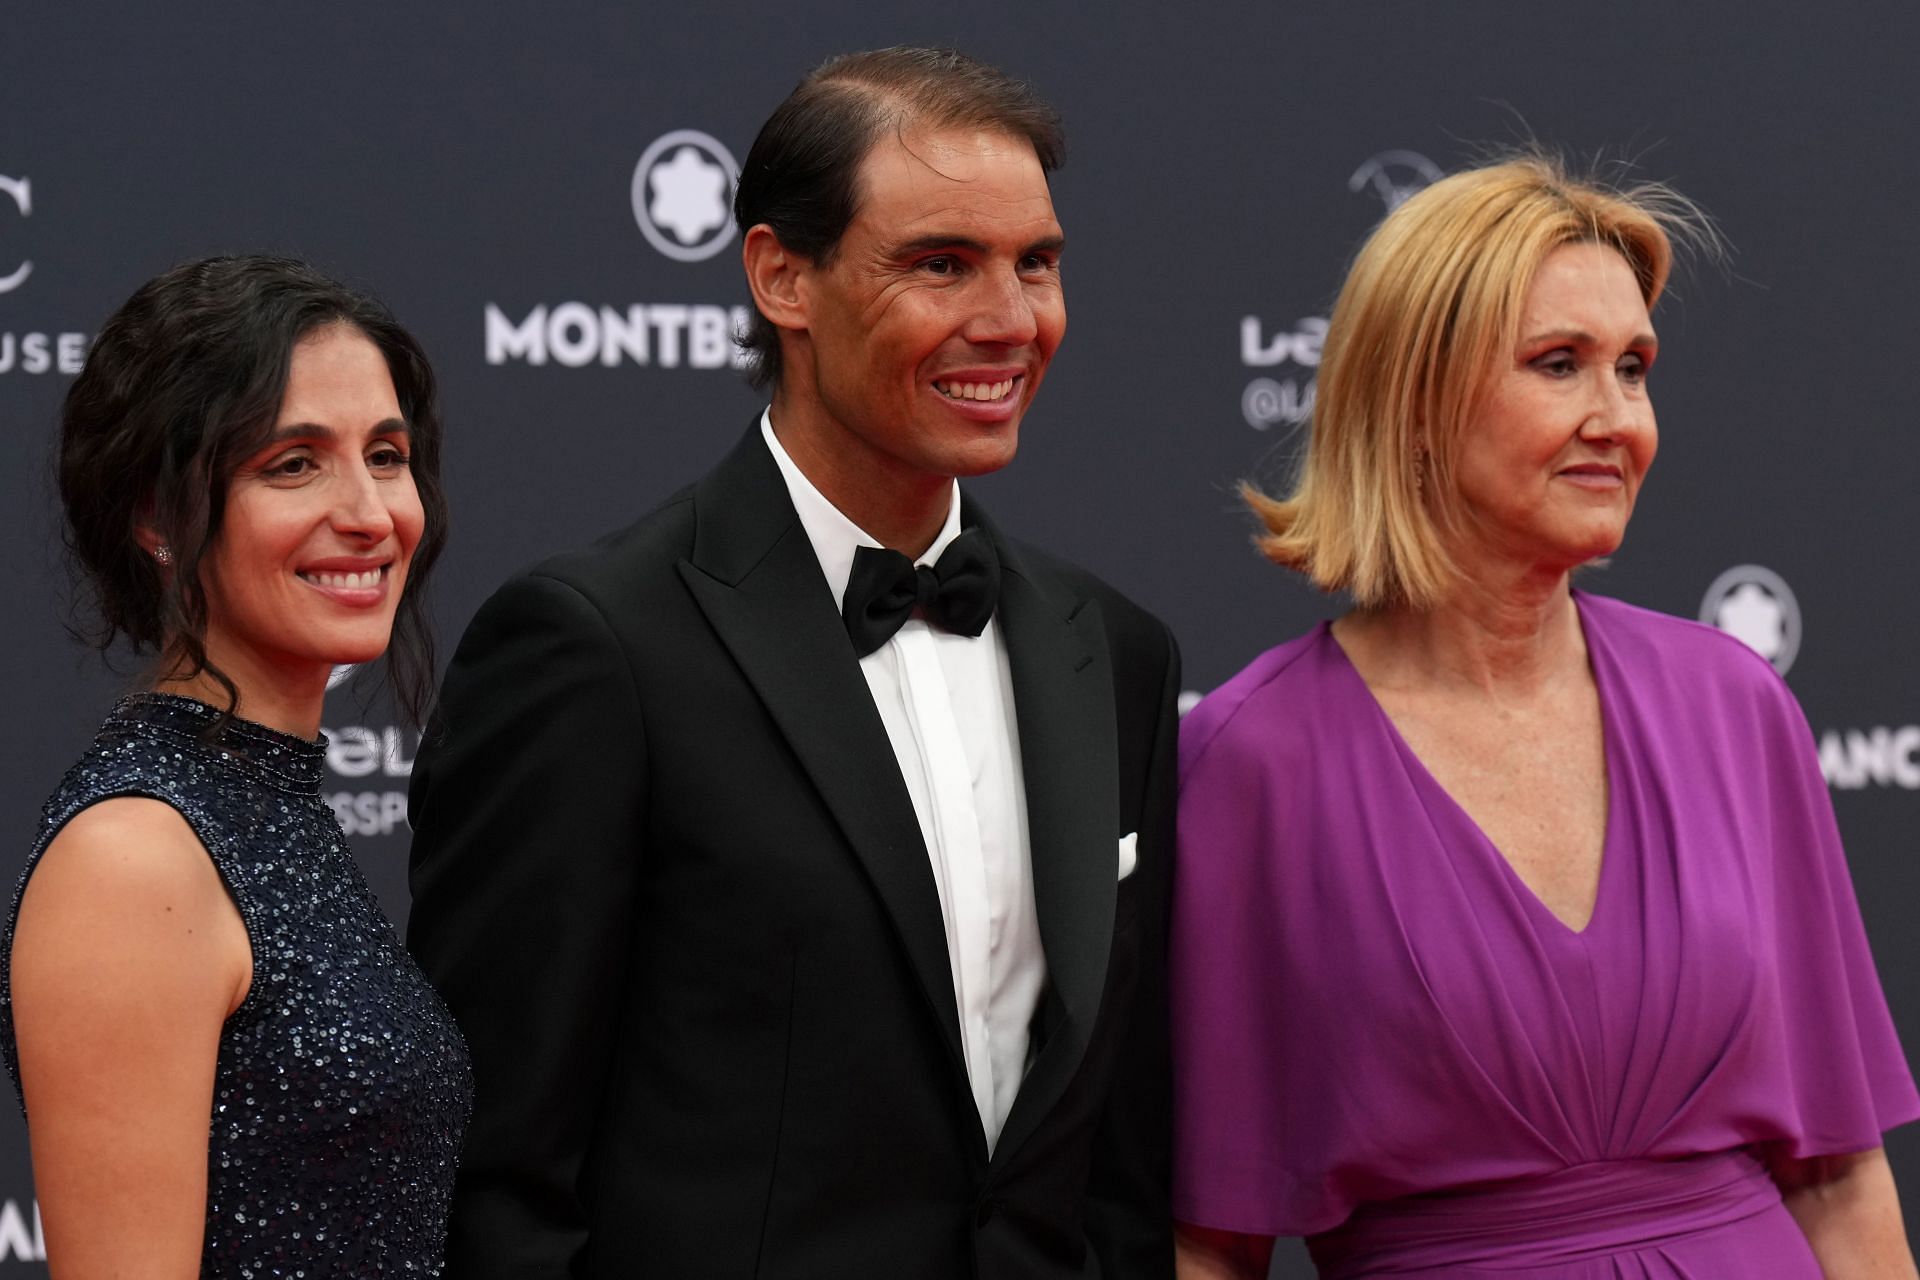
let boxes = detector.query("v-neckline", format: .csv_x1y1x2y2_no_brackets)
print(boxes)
1327,590,1623,938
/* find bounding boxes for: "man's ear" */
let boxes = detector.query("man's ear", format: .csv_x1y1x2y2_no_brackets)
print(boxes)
742,224,810,334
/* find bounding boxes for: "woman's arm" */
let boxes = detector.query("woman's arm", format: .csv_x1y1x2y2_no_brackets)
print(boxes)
1768,1145,1918,1279
1174,1221,1276,1280
10,798,251,1278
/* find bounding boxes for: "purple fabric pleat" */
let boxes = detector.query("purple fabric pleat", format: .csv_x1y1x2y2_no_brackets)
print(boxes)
1170,592,1920,1274
1309,1149,1797,1276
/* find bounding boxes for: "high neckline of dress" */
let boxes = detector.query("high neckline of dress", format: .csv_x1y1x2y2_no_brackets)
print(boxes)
106,692,328,794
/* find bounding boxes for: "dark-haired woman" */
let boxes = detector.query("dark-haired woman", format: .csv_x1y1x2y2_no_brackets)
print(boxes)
0,256,470,1275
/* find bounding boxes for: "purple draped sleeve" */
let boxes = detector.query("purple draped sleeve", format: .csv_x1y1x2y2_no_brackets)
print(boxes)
1703,629,1920,1158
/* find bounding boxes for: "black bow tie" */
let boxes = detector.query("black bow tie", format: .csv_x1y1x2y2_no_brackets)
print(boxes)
842,527,1000,658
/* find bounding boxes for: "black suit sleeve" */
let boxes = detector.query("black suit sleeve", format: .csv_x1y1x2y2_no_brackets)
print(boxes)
407,572,646,1279
1084,621,1181,1278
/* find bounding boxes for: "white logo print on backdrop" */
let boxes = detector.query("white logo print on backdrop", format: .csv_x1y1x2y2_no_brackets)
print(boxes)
1196,152,1448,715
631,129,740,263
319,666,419,838
1348,150,1445,213
0,176,31,294
0,175,95,376
0,1197,42,1261
483,130,751,369
1240,151,1443,433
1700,564,1801,677
1703,565,1920,792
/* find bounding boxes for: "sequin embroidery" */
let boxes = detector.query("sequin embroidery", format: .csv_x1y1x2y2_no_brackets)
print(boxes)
0,694,472,1276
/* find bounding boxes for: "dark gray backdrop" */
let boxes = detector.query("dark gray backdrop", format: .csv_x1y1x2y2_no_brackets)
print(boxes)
3,3,1916,1272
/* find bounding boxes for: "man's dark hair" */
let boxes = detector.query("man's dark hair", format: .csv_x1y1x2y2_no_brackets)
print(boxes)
58,254,449,727
732,46,1065,390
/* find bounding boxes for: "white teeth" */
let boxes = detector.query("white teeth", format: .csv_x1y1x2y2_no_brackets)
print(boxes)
304,569,381,589
936,378,1015,402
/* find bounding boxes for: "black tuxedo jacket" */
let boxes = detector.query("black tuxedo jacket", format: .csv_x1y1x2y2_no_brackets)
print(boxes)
407,426,1179,1279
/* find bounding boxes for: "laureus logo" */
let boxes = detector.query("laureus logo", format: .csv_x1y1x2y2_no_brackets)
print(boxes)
1348,150,1443,213
630,130,740,263
1700,564,1801,676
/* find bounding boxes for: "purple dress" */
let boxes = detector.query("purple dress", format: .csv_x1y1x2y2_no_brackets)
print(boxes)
1171,592,1920,1277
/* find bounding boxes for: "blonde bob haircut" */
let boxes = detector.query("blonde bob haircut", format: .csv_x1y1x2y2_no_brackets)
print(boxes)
1245,152,1706,609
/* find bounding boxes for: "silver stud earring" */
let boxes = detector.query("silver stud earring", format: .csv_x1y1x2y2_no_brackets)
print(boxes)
153,545,173,565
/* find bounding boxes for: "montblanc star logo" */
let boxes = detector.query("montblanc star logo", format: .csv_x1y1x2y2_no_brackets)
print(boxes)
631,130,740,263
648,148,730,245
1715,585,1787,659
1700,564,1802,675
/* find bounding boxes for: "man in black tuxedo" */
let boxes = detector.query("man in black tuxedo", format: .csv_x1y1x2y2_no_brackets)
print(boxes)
408,47,1178,1279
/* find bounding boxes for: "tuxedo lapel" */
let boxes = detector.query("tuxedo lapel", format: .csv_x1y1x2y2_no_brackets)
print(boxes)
970,505,1121,1171
676,428,970,1093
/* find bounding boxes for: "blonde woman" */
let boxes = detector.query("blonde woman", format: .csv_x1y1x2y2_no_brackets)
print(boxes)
1171,157,1918,1277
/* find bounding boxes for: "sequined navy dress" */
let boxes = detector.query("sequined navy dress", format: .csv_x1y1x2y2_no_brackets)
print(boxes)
0,693,472,1276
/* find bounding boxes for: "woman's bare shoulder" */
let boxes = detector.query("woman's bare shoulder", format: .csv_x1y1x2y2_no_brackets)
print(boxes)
30,797,221,905
15,797,250,1015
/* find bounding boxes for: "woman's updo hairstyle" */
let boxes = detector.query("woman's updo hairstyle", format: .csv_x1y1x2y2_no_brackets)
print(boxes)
58,255,447,725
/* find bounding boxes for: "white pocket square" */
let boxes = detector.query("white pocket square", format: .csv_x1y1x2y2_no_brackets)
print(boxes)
1117,832,1138,881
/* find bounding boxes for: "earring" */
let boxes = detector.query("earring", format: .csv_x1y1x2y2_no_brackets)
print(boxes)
153,545,173,565
1411,443,1427,492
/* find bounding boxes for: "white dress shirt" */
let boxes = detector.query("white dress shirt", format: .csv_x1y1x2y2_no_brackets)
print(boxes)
760,411,1044,1153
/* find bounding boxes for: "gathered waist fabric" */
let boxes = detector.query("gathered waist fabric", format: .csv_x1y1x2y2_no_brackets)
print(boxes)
1308,1148,1785,1276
